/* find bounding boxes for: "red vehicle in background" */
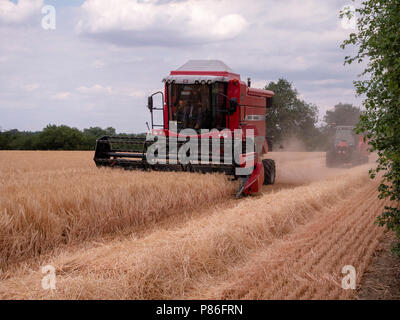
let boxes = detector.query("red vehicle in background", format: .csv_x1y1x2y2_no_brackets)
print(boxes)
326,125,369,167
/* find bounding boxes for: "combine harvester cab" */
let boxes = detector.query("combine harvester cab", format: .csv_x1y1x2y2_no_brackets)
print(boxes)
326,125,369,168
94,60,276,198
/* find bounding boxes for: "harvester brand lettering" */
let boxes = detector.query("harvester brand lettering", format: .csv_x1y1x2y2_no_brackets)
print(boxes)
156,304,190,318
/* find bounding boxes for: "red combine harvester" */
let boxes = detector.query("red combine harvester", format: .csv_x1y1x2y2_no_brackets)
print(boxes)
94,60,276,198
326,125,369,167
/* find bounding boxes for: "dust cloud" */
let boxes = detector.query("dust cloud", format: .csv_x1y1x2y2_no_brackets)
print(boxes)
266,136,371,185
278,137,307,152
266,152,369,186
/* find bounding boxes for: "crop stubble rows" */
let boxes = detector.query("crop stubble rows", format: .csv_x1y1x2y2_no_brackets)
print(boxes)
0,151,386,300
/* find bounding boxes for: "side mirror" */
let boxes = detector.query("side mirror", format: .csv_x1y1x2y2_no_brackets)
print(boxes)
147,96,153,111
229,97,238,115
266,97,273,109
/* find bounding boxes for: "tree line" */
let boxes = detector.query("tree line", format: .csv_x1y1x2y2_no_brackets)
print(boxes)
0,125,145,150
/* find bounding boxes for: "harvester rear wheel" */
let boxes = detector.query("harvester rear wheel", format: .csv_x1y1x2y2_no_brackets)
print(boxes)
262,159,276,185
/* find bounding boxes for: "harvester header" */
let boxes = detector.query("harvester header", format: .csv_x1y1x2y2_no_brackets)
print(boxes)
94,60,276,198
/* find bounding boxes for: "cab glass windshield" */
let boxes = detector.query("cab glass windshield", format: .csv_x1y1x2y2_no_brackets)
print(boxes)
167,83,227,131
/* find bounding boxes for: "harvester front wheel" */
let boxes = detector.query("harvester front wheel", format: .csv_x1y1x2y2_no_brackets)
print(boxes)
262,159,276,185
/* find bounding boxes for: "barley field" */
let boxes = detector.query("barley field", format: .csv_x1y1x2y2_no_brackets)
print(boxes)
0,151,386,299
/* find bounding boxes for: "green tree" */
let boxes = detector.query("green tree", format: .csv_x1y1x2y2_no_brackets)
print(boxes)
265,79,319,150
342,1,400,255
324,103,362,127
0,132,8,149
82,126,118,150
83,126,115,138
8,132,39,150
0,125,122,150
37,125,85,150
0,130,36,150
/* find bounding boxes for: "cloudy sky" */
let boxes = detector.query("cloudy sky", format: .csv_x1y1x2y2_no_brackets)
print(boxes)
0,0,363,133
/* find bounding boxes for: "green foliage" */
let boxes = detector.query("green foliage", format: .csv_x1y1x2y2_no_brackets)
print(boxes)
0,125,145,151
0,133,5,149
0,129,40,150
37,125,87,150
81,127,117,150
342,0,400,256
265,79,320,150
324,103,362,127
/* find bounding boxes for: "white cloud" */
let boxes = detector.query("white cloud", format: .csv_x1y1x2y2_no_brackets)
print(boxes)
0,0,364,133
51,92,71,100
128,90,145,98
77,0,248,43
24,83,40,92
77,84,112,95
303,79,346,86
249,79,275,90
91,59,105,69
0,0,43,24
76,85,146,98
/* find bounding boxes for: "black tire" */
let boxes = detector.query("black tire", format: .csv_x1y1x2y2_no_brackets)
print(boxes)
262,159,276,185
